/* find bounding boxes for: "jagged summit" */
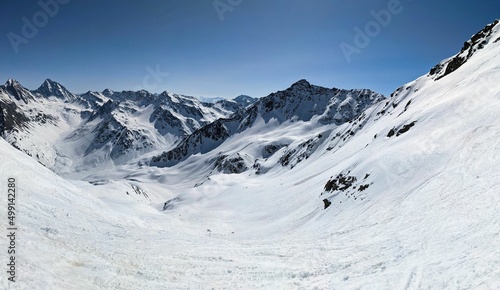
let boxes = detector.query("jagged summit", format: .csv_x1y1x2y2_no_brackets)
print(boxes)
257,80,384,124
2,78,35,104
43,78,57,84
150,80,385,167
290,79,311,89
0,20,499,289
102,88,114,97
429,19,500,80
34,78,76,101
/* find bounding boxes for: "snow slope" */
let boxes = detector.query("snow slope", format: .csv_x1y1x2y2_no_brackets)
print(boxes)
0,20,499,289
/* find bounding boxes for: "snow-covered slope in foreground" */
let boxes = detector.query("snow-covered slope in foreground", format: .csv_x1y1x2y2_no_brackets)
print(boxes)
0,21,499,289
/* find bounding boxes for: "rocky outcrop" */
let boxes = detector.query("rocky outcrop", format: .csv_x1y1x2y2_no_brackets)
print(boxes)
429,20,499,80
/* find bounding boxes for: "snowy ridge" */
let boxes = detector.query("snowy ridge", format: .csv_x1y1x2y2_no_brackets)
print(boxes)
150,79,385,168
429,19,500,80
33,79,77,102
0,80,248,175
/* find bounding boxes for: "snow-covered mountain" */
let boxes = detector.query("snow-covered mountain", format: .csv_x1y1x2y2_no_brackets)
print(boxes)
2,78,36,104
150,79,385,171
0,80,249,174
33,79,77,102
0,20,499,289
233,94,257,107
196,95,257,107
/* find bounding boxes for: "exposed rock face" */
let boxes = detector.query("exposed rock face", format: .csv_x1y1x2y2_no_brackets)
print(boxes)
429,20,500,80
321,172,372,208
2,79,36,104
262,144,288,159
279,134,324,169
33,79,77,102
151,119,233,166
386,121,417,138
214,153,249,174
0,98,30,135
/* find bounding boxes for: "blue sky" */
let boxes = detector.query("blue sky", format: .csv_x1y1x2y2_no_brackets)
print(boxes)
1,0,499,98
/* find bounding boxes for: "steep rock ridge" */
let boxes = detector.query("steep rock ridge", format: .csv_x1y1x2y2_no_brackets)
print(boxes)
0,80,61,136
33,79,77,102
151,118,235,166
2,79,36,104
0,84,64,166
429,20,500,80
358,20,500,129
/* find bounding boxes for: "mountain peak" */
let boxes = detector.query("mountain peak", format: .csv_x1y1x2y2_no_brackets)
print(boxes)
34,79,76,101
290,79,311,89
39,78,60,88
102,89,114,97
233,95,257,107
5,78,20,86
40,79,59,90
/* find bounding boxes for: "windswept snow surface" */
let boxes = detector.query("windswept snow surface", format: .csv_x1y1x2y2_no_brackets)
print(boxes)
1,22,500,289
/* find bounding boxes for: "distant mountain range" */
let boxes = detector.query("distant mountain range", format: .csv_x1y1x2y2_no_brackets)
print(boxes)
0,74,384,176
0,79,257,173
